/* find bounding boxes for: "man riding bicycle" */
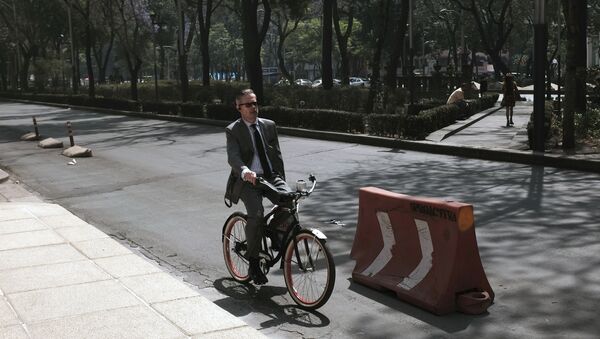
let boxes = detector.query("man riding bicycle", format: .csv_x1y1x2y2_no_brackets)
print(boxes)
225,88,292,285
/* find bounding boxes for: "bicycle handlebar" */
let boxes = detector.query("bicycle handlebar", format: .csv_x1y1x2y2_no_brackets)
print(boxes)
256,174,317,200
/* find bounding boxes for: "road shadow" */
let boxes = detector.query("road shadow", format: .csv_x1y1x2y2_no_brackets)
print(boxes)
0,105,223,148
346,279,485,333
212,277,331,329
295,155,600,336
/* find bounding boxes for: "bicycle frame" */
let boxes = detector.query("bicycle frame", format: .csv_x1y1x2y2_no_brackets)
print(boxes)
222,174,335,309
228,175,320,270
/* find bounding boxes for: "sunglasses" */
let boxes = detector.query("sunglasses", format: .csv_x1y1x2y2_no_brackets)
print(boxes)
238,102,258,108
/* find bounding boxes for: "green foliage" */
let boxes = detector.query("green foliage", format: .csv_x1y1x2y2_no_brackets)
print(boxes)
94,81,248,104
260,106,365,133
180,102,205,118
209,23,243,74
368,93,499,140
205,103,239,121
264,86,380,113
526,100,555,149
576,108,600,140
202,103,364,133
141,101,180,115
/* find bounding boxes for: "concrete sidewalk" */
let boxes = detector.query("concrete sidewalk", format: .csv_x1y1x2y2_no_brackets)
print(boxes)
0,172,265,339
435,101,535,149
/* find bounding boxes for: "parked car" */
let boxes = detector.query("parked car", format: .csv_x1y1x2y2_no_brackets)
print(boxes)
311,78,341,88
294,79,313,87
349,77,369,87
274,79,290,87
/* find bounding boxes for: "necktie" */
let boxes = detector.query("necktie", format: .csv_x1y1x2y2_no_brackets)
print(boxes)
251,124,273,178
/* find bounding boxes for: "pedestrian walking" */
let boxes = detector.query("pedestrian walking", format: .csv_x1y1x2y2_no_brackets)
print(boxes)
502,73,518,127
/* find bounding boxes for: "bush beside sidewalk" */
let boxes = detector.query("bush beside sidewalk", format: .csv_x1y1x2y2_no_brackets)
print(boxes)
0,172,266,339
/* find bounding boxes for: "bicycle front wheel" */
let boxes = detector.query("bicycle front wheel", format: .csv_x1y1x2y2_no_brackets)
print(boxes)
222,212,250,283
283,230,335,309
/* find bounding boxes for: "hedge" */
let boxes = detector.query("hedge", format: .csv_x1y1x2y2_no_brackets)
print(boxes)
526,100,555,149
0,91,497,139
260,106,365,133
367,93,499,139
141,101,180,115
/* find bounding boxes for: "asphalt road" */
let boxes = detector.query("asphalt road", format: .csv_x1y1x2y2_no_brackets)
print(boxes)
1,101,600,338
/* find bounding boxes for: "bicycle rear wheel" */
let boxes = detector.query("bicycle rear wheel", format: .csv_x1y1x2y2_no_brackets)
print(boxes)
222,212,250,283
283,230,335,309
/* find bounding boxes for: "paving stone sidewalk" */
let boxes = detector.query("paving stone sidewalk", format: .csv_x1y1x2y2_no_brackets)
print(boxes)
0,173,266,339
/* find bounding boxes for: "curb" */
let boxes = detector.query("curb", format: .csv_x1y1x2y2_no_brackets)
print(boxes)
0,168,8,184
4,98,600,174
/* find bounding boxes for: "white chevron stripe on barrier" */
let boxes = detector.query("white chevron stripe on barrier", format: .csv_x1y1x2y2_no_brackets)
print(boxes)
360,211,395,277
398,219,433,290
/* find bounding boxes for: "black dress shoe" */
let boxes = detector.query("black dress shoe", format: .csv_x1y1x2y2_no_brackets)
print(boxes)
249,258,268,285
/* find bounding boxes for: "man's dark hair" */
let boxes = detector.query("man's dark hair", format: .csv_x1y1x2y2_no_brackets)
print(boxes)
235,89,255,102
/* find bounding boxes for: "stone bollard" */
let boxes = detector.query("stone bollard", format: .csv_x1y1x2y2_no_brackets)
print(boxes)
62,121,93,158
34,117,40,138
66,121,75,147
20,116,42,141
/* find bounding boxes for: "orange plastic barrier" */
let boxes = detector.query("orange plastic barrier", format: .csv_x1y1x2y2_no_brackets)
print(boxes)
351,187,494,315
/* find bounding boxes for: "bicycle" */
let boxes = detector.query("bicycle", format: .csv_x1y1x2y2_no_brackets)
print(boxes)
222,174,336,310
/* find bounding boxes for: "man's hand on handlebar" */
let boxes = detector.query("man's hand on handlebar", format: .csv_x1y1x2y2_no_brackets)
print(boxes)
243,171,258,185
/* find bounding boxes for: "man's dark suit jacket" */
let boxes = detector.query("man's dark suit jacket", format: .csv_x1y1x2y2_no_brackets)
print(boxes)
225,117,285,205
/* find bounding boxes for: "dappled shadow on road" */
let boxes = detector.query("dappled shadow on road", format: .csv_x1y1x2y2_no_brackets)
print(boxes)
212,277,331,330
346,279,483,333
297,153,600,336
0,107,223,148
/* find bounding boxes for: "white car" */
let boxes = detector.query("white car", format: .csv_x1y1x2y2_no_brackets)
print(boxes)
294,79,313,87
349,77,369,87
311,79,341,88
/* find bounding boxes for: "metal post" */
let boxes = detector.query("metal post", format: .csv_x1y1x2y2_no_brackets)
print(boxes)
12,0,20,90
66,121,74,147
150,15,159,102
67,0,78,93
533,0,546,152
409,0,415,105
556,5,561,116
153,46,159,101
33,117,39,138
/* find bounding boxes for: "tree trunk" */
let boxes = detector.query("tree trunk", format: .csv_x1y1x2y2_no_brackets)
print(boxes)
125,54,141,101
198,0,213,87
333,0,353,86
159,47,165,79
384,0,409,90
20,52,30,91
176,7,190,102
455,0,512,78
201,30,210,86
487,51,509,77
240,0,270,102
130,72,138,101
179,54,189,101
366,0,391,114
561,0,587,149
277,34,292,81
322,0,333,89
85,23,95,98
93,34,113,84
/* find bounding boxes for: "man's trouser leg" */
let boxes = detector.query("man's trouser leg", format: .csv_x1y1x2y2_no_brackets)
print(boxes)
239,184,264,260
264,176,292,206
240,176,292,258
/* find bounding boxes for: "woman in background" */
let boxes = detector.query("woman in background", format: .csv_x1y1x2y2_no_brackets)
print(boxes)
502,73,518,127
